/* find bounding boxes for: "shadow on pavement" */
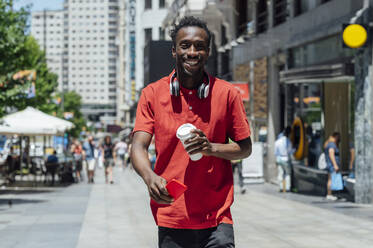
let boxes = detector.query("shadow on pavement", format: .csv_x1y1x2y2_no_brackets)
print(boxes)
0,198,47,206
0,189,55,195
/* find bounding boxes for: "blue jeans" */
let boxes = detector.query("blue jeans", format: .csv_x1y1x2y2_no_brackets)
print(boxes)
158,223,235,248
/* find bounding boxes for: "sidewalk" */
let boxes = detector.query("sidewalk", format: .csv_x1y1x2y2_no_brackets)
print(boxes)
0,182,91,248
1,167,373,247
76,168,157,248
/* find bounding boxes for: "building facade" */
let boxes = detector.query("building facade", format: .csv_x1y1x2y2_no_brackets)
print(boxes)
123,0,170,122
31,10,64,92
65,0,120,124
31,0,122,126
231,0,373,203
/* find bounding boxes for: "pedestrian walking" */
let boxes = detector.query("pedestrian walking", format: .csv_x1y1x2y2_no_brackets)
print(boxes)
71,140,83,182
275,126,293,192
324,132,341,200
83,136,96,183
101,135,115,184
131,16,252,248
45,149,58,185
114,138,128,170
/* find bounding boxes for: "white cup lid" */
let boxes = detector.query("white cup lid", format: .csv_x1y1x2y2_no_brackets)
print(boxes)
176,123,196,139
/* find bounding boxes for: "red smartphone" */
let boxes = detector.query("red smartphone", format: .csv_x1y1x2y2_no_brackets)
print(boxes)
166,179,188,200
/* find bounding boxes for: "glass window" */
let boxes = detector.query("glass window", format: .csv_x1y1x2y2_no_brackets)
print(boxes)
294,0,318,16
273,0,287,26
145,0,152,10
257,0,268,33
159,27,165,40
144,28,152,45
159,0,166,8
285,83,323,167
289,35,354,69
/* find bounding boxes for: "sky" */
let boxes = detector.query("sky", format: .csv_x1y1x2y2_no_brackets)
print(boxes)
13,0,64,12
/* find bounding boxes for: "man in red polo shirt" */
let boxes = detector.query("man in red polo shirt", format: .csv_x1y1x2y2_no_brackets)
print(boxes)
131,16,252,248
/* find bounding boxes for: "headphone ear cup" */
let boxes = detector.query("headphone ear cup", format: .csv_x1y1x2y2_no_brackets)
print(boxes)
170,72,180,97
204,84,209,98
198,83,206,99
170,80,174,95
174,80,180,96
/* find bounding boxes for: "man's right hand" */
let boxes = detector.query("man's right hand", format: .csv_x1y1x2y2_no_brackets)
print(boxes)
145,173,173,205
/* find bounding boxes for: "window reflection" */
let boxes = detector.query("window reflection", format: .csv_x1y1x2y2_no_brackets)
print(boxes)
286,83,323,167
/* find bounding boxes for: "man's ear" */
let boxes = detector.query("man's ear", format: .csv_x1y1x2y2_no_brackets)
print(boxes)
172,46,176,58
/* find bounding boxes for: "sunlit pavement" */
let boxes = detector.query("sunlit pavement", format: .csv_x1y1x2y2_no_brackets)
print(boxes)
1,166,373,248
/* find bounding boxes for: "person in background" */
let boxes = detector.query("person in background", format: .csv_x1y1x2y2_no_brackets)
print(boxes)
83,136,96,183
71,140,83,182
114,138,128,170
45,150,59,185
324,132,341,201
5,147,18,183
101,135,115,184
275,126,293,192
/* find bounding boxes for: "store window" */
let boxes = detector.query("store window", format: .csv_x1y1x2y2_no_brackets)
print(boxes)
285,83,323,167
285,81,352,170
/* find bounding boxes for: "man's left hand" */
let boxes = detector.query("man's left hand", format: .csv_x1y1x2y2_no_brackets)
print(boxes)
184,129,215,156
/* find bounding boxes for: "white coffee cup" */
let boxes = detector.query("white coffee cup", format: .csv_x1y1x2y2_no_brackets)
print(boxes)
176,123,203,161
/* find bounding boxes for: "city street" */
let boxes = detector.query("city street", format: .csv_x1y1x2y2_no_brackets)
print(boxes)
1,167,373,248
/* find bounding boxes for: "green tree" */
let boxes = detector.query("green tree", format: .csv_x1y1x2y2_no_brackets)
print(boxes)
0,0,28,75
54,91,87,138
0,1,58,117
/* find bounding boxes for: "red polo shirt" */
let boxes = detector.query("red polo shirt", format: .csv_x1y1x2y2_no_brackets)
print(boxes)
133,71,251,229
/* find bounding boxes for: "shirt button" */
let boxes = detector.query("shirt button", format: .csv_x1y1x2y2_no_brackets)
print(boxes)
189,91,192,95
189,106,192,110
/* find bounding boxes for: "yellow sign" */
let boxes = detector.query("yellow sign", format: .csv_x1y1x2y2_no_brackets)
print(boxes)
343,24,368,48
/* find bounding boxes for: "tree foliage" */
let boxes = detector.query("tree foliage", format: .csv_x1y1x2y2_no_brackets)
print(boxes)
54,91,87,138
0,0,87,137
0,1,58,116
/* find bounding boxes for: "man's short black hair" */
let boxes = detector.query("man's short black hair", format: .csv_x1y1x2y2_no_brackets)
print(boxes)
169,16,211,48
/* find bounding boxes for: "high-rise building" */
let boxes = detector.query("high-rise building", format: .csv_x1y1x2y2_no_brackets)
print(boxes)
65,0,119,124
31,10,64,92
123,0,171,123
31,0,121,125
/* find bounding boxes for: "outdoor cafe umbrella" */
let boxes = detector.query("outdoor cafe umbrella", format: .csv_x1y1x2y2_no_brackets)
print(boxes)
1,107,74,134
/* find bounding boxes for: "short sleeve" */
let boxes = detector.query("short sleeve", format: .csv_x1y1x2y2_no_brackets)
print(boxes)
227,90,251,141
132,88,155,135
